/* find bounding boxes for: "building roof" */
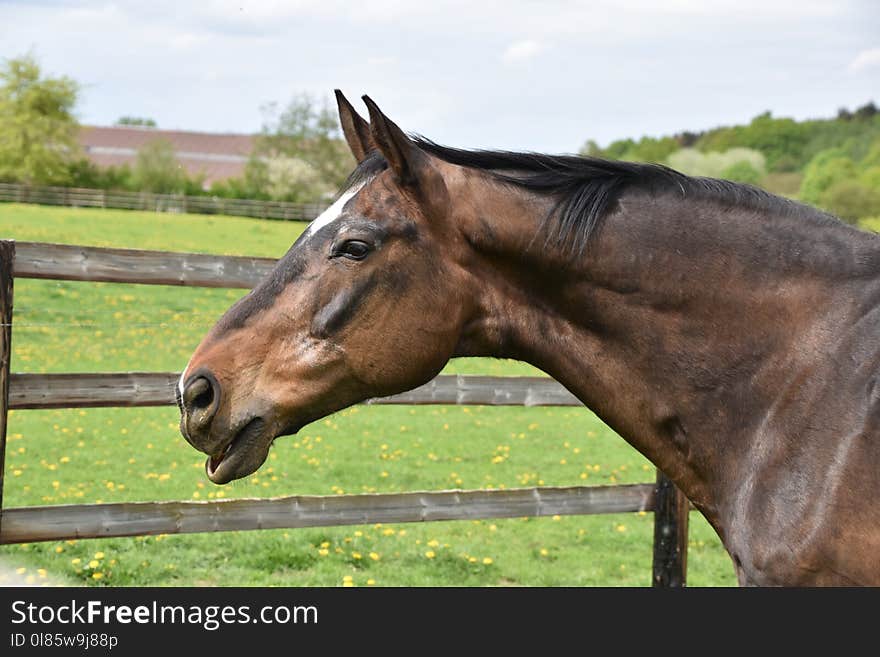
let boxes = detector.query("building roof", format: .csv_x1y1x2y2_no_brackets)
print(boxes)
79,125,256,187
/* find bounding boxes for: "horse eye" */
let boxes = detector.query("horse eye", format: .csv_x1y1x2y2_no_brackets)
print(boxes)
337,239,372,261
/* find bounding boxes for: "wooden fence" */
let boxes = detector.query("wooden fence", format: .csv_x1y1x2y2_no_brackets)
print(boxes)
0,182,326,222
0,239,690,587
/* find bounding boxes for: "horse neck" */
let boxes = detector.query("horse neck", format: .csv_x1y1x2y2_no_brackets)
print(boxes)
454,183,875,523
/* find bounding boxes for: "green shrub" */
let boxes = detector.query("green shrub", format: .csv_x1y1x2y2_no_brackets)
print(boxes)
722,160,762,185
799,150,858,205
818,181,880,224
667,147,766,180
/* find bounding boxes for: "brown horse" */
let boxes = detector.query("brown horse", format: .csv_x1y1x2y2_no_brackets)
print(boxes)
178,91,880,586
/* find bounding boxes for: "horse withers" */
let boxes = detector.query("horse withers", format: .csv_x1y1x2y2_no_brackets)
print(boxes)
178,91,880,585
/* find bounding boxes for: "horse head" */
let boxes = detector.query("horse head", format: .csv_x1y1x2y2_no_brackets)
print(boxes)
178,92,477,483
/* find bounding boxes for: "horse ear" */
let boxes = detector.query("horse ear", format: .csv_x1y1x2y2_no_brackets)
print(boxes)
334,89,373,163
362,95,421,187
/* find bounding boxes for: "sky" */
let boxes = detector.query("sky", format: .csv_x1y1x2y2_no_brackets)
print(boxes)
0,0,877,153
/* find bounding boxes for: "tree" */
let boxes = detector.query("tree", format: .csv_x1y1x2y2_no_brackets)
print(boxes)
722,160,762,185
666,147,766,180
0,54,80,185
116,116,157,127
131,139,187,193
578,139,602,157
798,149,857,206
854,101,878,121
818,181,880,224
247,93,355,202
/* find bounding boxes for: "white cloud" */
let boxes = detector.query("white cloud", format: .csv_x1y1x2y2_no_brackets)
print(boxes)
366,56,397,67
848,47,880,73
0,0,874,151
501,39,543,65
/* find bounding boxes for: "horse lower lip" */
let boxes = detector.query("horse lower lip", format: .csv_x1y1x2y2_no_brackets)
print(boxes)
208,446,228,473
205,418,264,480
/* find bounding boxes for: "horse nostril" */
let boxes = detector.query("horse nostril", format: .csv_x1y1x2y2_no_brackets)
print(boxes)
182,374,220,433
184,376,214,410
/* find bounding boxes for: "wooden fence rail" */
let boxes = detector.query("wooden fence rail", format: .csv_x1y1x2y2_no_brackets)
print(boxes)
0,239,691,586
0,182,327,222
9,372,582,410
14,241,276,288
0,484,655,544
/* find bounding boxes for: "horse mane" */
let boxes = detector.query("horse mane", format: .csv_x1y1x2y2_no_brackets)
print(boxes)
345,136,837,255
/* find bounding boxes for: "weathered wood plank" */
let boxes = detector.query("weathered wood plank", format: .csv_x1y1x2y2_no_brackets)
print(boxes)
12,241,278,288
0,483,655,544
372,374,582,407
9,372,583,409
0,241,14,537
651,470,690,587
9,372,180,409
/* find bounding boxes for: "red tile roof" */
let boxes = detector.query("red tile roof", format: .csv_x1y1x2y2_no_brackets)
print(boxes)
79,125,256,187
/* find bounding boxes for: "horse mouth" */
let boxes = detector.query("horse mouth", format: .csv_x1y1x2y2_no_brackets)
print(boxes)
205,417,269,485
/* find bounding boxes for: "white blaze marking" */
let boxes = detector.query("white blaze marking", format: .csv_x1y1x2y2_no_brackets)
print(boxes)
178,356,194,398
178,182,366,400
304,182,365,238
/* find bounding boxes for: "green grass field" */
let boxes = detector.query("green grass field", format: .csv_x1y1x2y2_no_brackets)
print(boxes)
0,203,736,587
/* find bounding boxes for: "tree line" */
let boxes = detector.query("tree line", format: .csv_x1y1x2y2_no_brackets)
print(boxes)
1,53,878,222
582,105,880,223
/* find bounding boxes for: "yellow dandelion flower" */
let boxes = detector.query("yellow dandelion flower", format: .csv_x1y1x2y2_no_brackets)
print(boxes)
37,569,47,578
55,546,64,553
369,552,380,561
320,541,330,548
318,549,329,557
540,548,549,556
482,557,493,565
366,579,376,586
92,572,104,580
94,552,105,559
552,515,561,521
88,560,99,569
425,550,436,559
354,531,363,537
616,524,627,532
15,567,26,575
427,539,440,548
71,558,81,565
352,552,362,560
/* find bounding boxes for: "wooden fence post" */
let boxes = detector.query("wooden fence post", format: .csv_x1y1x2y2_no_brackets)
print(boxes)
0,240,14,536
651,469,689,587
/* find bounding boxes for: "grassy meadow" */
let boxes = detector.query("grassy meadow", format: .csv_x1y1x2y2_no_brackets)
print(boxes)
0,203,736,587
